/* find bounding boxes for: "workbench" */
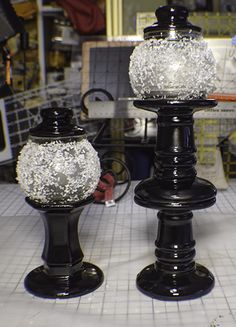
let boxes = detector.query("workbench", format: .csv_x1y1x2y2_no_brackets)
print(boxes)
0,182,236,327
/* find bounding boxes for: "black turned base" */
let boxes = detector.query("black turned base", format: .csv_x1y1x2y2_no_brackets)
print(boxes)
25,197,104,299
136,263,214,301
133,99,217,301
24,262,104,299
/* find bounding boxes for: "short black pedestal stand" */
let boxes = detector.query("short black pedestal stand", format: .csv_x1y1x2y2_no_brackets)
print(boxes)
25,196,104,299
134,99,217,301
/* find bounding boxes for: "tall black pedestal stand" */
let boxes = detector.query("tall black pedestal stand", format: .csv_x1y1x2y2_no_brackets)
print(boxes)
24,196,104,299
134,99,217,301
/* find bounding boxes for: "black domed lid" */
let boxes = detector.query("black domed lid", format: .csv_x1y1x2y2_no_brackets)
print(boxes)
30,107,85,138
144,5,201,39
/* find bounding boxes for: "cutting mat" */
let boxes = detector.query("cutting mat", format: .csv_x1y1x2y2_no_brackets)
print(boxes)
0,182,236,326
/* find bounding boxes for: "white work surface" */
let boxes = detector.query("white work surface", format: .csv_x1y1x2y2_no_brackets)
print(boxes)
0,182,236,327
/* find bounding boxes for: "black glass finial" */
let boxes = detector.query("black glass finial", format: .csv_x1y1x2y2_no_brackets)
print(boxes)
30,107,85,138
156,5,188,25
144,5,201,39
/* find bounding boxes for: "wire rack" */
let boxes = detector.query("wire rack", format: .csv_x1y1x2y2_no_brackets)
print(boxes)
0,77,81,163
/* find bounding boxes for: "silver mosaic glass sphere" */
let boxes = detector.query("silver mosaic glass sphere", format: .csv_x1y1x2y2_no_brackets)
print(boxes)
16,137,101,204
16,106,101,204
129,37,216,100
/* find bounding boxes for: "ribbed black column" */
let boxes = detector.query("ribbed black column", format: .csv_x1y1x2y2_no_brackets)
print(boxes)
134,99,217,301
155,211,196,274
154,107,196,189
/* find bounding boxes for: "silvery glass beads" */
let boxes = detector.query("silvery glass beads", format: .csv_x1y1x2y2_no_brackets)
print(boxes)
129,37,216,100
16,137,101,204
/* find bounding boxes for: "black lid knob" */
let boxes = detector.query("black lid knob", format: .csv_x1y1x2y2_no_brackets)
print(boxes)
156,5,188,25
30,107,85,138
144,5,201,39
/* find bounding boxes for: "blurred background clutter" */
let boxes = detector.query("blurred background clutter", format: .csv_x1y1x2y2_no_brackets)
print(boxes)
0,0,235,192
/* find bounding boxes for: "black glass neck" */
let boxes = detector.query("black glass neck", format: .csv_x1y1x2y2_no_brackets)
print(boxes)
144,5,201,40
30,107,85,138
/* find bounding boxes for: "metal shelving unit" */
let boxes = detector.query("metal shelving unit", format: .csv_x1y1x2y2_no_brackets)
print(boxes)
36,0,63,85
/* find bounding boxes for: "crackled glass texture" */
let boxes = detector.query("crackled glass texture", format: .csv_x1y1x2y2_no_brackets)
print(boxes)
16,138,101,204
129,38,216,100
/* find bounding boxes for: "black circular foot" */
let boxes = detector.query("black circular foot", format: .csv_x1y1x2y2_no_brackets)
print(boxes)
136,263,214,301
24,262,104,299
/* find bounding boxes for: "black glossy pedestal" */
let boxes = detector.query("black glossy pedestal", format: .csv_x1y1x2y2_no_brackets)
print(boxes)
25,197,104,299
134,99,217,301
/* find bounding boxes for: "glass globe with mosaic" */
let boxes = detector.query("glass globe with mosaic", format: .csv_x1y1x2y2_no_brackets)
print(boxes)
16,108,101,204
129,5,216,100
16,107,103,299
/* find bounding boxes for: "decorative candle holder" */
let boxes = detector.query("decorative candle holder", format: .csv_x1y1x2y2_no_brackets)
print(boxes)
129,5,217,301
16,107,104,298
